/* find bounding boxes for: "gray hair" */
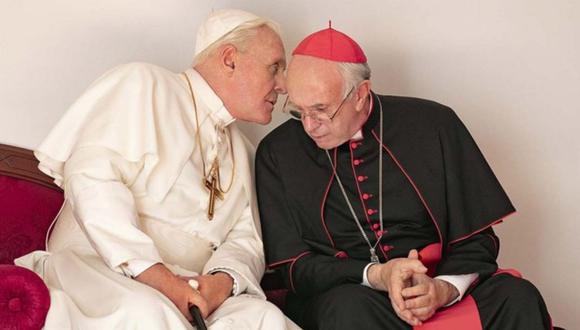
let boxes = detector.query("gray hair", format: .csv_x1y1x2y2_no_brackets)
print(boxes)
336,62,372,97
193,18,281,66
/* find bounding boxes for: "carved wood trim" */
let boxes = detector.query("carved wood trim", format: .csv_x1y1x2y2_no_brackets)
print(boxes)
0,144,62,192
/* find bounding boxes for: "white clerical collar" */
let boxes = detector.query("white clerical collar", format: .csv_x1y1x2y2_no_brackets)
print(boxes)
184,68,236,127
350,93,374,141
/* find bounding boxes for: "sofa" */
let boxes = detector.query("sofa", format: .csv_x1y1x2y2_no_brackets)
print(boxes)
0,143,287,330
0,143,563,330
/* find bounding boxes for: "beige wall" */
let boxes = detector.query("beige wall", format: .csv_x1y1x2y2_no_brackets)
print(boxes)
1,0,578,328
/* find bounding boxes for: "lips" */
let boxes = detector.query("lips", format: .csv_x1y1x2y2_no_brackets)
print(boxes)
266,94,277,105
265,101,275,111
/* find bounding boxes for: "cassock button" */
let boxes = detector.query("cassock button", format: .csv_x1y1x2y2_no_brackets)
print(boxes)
362,193,371,200
350,142,358,149
382,245,394,252
357,175,367,182
376,230,384,237
372,223,380,230
335,251,349,259
353,159,363,166
367,209,377,215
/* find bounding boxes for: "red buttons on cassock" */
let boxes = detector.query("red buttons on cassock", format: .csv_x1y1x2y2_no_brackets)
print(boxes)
357,175,367,182
350,142,358,149
367,209,377,215
335,251,349,259
376,230,384,237
353,159,363,166
362,193,371,200
382,245,394,252
372,223,380,230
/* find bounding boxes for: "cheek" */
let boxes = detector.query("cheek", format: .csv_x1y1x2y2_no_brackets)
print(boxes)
244,78,267,98
254,72,276,92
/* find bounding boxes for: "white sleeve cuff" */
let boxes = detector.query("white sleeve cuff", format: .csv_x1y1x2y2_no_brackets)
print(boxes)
120,259,158,278
207,267,245,296
361,262,378,288
435,273,479,306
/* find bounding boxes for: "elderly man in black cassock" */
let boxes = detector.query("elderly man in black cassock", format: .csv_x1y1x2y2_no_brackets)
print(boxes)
256,25,552,330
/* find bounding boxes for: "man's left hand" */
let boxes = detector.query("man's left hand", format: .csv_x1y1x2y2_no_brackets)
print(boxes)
190,272,234,316
401,273,459,321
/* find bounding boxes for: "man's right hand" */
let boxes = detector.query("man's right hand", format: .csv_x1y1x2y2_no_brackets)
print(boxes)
135,263,210,320
367,249,428,326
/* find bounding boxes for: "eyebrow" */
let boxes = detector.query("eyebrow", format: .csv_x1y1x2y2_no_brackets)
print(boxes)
275,58,287,70
288,101,327,112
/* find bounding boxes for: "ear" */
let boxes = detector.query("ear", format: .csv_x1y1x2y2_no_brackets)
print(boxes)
354,80,372,112
220,44,238,75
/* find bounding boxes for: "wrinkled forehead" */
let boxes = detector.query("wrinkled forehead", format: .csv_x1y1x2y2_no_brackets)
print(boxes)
287,55,344,105
248,26,285,54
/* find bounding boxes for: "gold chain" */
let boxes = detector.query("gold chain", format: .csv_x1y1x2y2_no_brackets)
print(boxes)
183,72,235,194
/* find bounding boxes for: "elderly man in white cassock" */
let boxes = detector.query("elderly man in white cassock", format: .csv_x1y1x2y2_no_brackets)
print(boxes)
15,9,299,330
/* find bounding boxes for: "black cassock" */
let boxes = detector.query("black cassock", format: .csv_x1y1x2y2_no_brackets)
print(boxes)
256,93,551,330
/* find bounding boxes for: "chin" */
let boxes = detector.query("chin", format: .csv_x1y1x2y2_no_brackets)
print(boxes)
261,114,273,125
313,140,333,150
313,137,342,150
259,110,273,124
247,114,271,125
256,113,272,125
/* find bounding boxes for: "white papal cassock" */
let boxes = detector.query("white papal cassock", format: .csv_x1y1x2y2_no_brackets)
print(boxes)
16,63,298,330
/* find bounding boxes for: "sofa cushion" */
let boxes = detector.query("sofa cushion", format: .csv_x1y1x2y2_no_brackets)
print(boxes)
0,264,50,330
0,176,64,264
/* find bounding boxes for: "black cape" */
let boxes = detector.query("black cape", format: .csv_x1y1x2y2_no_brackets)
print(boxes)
257,93,515,294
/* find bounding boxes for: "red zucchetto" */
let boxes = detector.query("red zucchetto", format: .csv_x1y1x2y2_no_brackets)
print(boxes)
292,21,367,63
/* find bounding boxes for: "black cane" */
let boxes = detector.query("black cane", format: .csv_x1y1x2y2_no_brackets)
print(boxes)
189,305,207,330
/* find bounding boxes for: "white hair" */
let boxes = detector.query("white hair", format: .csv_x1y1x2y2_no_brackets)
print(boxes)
336,62,372,97
193,18,281,66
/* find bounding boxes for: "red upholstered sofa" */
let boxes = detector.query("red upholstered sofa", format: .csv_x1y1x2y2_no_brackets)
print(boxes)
0,143,288,330
0,143,563,330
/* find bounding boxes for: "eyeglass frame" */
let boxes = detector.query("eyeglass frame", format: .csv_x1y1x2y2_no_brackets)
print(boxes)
282,86,355,123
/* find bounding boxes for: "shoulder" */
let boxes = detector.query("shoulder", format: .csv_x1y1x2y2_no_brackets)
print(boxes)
93,62,182,89
104,62,174,77
257,119,304,154
377,94,463,131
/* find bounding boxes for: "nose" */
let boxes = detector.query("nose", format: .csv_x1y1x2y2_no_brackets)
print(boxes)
302,115,320,132
274,72,287,95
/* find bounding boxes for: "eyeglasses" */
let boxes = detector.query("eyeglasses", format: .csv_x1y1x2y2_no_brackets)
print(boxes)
282,87,355,123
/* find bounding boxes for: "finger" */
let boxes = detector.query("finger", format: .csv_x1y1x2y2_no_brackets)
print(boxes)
389,276,407,311
408,249,419,260
404,294,432,310
393,299,422,326
177,275,194,281
411,272,429,284
399,310,421,326
397,259,427,274
401,283,429,299
189,293,210,319
409,306,435,321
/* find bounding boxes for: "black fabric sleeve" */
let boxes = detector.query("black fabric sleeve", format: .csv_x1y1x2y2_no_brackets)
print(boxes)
436,227,499,279
276,254,369,297
256,140,368,298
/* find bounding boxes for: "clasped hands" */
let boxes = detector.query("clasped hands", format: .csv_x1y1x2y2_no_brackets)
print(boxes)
135,263,233,321
367,249,459,326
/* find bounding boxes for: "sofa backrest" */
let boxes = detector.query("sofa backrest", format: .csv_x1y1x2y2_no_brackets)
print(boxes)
0,144,64,264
